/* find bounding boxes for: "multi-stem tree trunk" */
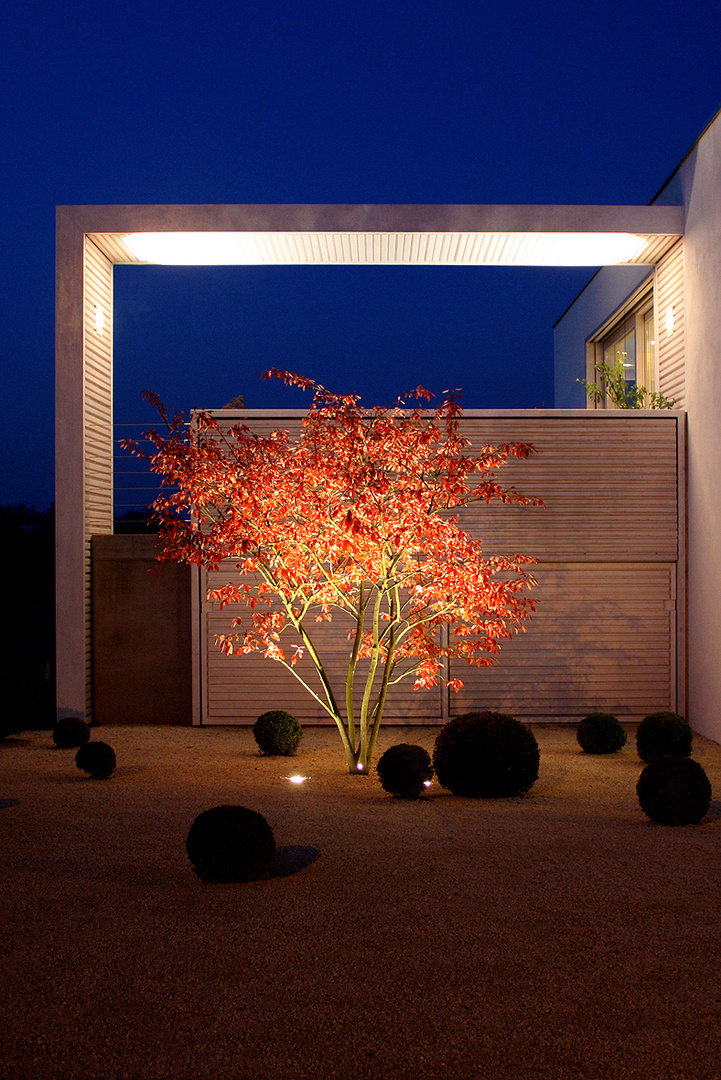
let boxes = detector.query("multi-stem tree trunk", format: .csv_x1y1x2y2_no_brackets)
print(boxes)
276,577,402,772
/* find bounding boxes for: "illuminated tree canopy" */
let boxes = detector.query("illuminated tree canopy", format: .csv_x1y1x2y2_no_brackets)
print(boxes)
128,371,541,772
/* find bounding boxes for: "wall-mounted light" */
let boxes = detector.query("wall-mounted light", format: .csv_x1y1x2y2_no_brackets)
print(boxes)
665,306,676,337
94,303,105,336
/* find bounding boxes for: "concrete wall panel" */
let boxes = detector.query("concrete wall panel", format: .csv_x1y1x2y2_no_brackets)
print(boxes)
91,536,192,725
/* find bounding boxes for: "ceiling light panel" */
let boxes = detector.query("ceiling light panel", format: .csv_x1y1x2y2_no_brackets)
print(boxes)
122,230,651,266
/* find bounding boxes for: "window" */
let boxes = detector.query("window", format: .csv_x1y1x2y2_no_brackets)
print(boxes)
587,283,657,408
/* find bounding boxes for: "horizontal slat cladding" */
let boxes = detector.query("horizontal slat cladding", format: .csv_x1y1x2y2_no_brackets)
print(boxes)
84,239,113,718
88,233,145,263
84,367,112,392
206,414,305,438
83,237,113,535
451,563,674,720
207,416,678,563
656,240,685,408
200,412,679,724
204,581,441,722
203,562,675,723
456,417,677,560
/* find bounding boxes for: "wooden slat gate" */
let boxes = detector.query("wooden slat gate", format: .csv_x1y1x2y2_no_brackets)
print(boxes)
196,410,683,725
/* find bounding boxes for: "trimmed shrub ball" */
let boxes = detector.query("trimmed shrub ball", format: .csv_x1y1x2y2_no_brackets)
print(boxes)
253,710,303,756
576,712,627,754
433,711,540,797
53,717,91,749
75,741,116,779
636,711,692,763
376,743,434,799
186,805,276,883
637,756,712,825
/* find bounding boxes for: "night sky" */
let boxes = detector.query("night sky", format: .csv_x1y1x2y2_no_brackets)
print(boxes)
1,0,720,509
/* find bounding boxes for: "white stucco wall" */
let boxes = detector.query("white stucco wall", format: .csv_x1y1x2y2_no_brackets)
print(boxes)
552,108,721,742
680,114,721,742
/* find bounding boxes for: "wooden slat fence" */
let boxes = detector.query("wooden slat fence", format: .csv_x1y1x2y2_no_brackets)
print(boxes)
198,410,682,724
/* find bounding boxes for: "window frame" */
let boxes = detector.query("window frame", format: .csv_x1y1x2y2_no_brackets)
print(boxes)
585,278,656,409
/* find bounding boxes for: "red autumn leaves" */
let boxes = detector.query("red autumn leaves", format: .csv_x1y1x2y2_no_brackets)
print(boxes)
125,370,540,770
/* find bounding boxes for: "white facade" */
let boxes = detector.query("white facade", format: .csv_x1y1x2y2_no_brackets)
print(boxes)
554,107,721,743
682,112,721,744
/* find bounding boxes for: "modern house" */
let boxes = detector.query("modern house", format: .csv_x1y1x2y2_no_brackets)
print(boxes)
554,105,721,746
55,106,721,741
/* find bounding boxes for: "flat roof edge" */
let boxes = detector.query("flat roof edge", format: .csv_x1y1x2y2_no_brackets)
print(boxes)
56,203,685,236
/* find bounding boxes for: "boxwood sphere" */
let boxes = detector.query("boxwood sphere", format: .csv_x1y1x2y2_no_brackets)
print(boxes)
53,717,91,749
576,712,627,754
186,805,276,883
75,741,116,779
636,711,692,763
637,756,712,825
376,743,434,799
253,710,303,756
433,711,540,797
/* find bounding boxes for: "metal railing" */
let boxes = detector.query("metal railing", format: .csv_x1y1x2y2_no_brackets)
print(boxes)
113,424,166,531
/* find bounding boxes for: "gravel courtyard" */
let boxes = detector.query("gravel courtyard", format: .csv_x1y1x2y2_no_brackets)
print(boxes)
1,723,721,1080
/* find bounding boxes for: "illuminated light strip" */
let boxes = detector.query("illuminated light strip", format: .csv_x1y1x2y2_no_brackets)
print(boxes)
123,231,650,266
123,232,264,264
517,232,649,265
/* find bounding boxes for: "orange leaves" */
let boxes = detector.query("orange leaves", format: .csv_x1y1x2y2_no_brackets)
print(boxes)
289,645,305,667
263,641,286,662
262,369,317,394
216,634,235,657
140,374,540,748
412,658,442,689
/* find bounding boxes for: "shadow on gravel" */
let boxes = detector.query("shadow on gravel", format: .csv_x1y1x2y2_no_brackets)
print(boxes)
268,845,321,878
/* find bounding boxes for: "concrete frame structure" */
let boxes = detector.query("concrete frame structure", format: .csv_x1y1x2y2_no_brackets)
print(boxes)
56,202,684,724
553,107,721,746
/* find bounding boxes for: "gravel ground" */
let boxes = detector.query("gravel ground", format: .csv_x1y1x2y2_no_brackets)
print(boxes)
1,723,721,1080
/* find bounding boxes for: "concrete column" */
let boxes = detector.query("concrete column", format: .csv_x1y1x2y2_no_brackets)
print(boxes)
55,211,114,721
55,208,88,719
681,113,721,742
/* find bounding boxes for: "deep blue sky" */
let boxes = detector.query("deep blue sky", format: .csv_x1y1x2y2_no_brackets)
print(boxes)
1,0,720,508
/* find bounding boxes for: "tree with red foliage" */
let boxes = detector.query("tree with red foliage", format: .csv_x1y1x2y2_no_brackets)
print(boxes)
128,371,541,773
